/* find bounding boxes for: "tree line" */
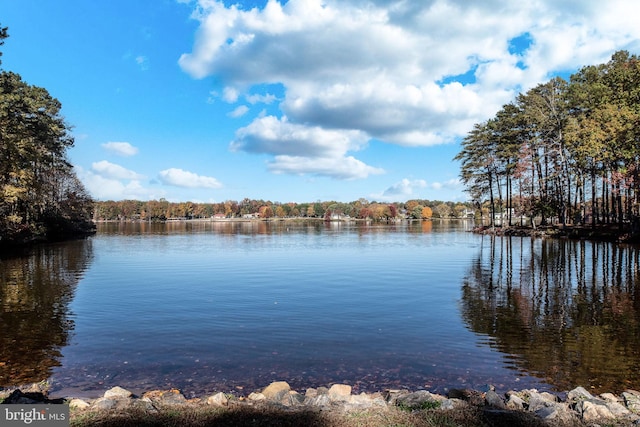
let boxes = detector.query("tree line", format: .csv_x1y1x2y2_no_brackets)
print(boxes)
456,50,640,228
0,26,94,248
92,198,477,221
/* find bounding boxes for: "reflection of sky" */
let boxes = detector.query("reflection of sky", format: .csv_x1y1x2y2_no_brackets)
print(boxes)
53,222,544,397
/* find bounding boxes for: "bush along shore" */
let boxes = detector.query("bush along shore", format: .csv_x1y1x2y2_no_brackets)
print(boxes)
2,382,640,427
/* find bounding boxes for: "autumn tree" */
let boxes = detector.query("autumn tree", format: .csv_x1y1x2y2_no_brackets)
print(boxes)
0,26,94,245
421,206,433,219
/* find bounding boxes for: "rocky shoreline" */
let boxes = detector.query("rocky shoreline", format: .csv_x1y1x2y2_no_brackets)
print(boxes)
473,223,640,244
2,381,640,426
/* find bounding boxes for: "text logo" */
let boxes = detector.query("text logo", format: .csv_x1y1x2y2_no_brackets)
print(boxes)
2,405,69,426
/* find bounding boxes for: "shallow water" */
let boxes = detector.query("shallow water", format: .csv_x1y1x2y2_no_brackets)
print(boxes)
2,220,639,398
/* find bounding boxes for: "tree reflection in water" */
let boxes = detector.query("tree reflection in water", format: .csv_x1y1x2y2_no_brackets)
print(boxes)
460,235,640,394
0,239,93,386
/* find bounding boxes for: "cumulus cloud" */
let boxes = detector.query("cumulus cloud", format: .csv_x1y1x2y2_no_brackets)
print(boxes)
92,160,145,180
158,168,223,189
179,0,640,177
102,141,139,157
430,178,462,191
371,178,427,201
269,155,384,180
76,166,155,201
230,115,383,179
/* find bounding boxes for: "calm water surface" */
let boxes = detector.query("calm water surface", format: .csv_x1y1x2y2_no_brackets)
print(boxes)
1,220,639,398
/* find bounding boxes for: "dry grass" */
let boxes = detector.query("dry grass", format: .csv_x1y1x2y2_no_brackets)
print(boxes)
69,403,583,427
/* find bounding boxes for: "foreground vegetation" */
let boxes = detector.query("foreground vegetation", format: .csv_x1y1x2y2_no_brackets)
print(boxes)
69,405,549,427
457,51,640,229
0,26,94,248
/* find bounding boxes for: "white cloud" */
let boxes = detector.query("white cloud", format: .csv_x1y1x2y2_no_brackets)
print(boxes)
102,141,139,157
268,155,384,180
430,178,462,191
92,160,145,180
179,0,640,177
158,168,223,189
229,105,249,118
223,86,239,103
76,166,156,201
246,92,278,104
371,178,427,202
229,115,383,179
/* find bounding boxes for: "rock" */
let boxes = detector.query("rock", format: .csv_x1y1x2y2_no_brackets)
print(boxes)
248,392,266,401
328,384,352,401
395,390,441,410
1,389,62,404
505,393,526,411
280,390,305,406
304,393,330,407
524,390,558,412
262,381,291,401
142,389,187,405
448,388,485,406
575,399,615,421
206,392,228,406
383,389,409,405
600,392,620,403
304,388,318,398
567,386,594,402
534,402,577,424
104,386,133,399
69,398,91,410
132,398,157,412
341,393,387,411
484,390,506,409
624,390,640,413
91,397,118,410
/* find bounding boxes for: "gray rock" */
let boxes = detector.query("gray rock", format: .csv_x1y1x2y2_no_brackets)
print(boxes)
439,399,458,410
624,390,640,413
484,390,506,409
91,397,118,410
304,393,331,407
382,389,409,405
526,391,556,412
567,386,594,402
534,402,575,423
505,393,526,411
103,386,133,399
395,390,440,410
575,399,615,421
341,393,380,411
280,390,304,406
142,389,187,405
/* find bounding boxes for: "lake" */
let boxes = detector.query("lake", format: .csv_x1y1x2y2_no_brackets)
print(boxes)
1,220,640,398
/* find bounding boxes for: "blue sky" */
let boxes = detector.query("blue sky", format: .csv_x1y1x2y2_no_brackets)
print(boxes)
2,0,639,204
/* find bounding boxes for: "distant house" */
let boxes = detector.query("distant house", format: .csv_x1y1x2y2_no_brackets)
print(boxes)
461,209,475,218
213,213,226,220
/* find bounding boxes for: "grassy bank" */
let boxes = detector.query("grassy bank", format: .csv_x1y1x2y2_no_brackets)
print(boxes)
69,402,553,427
